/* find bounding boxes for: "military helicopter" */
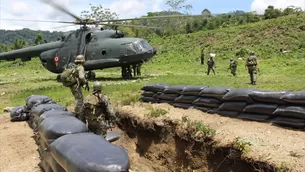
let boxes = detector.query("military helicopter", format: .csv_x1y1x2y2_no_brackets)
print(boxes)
0,0,208,81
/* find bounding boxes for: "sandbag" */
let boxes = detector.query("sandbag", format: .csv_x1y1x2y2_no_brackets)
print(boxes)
238,113,271,122
37,110,74,126
222,88,257,103
218,102,247,112
192,97,222,108
10,105,29,121
199,87,231,100
192,106,212,112
140,97,160,103
173,103,191,109
159,100,174,105
105,131,121,142
181,86,208,96
243,103,278,115
38,115,88,144
38,160,53,172
141,83,168,92
39,146,65,172
31,104,67,118
217,111,239,118
25,95,55,111
248,90,288,104
207,108,218,114
163,85,187,94
273,106,305,119
157,93,180,101
49,133,130,172
141,91,156,97
271,117,305,129
281,91,305,105
174,95,198,104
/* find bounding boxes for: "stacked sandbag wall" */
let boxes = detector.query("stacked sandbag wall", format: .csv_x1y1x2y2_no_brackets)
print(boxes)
10,95,130,172
140,84,305,131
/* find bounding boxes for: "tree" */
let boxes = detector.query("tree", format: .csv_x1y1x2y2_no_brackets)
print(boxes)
264,5,282,19
165,0,193,14
80,4,119,25
34,33,44,45
201,8,211,15
13,39,26,50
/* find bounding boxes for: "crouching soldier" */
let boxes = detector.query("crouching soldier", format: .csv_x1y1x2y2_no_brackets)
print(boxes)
79,81,117,137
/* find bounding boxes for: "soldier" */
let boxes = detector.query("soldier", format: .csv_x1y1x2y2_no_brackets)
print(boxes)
79,81,117,137
207,53,216,75
132,63,142,77
228,58,238,76
70,55,88,115
200,48,205,65
245,51,260,85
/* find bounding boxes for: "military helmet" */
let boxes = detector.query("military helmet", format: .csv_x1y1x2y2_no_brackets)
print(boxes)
230,58,233,61
75,55,85,63
93,81,102,92
250,51,255,55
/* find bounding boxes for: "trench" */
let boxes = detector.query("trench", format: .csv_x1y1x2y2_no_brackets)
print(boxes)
112,112,277,172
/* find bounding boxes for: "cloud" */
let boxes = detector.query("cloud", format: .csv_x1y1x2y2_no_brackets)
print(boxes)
0,0,166,31
251,0,305,14
103,0,165,18
10,1,31,17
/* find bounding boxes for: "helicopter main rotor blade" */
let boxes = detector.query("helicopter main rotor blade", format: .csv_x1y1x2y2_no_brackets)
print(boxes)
38,0,82,21
101,23,159,29
0,18,74,24
97,14,210,23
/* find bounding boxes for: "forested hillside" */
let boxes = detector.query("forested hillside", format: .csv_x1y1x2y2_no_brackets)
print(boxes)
0,28,64,45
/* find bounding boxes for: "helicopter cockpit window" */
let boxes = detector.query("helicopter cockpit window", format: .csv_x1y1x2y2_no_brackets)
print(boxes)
133,41,144,53
124,43,137,55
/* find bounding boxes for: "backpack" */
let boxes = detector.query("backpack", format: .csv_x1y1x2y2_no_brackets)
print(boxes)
246,56,257,66
61,66,77,87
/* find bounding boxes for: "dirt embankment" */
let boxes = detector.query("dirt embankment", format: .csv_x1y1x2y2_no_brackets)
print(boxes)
113,102,305,172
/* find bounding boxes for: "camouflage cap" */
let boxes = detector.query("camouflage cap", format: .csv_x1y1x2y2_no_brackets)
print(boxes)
75,55,85,63
230,58,233,61
250,51,255,55
93,81,102,92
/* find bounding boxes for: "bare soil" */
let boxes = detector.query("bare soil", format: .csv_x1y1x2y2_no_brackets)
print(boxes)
0,114,40,172
115,102,305,172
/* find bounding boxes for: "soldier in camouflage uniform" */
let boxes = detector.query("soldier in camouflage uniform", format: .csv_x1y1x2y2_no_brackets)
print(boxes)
200,48,205,65
79,81,117,137
228,58,237,76
71,55,87,115
245,51,260,85
207,53,216,75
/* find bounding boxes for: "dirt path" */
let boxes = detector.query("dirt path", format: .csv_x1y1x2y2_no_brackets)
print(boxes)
118,102,305,172
0,113,40,172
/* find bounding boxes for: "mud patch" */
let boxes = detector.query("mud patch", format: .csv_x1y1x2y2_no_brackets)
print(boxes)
113,110,277,172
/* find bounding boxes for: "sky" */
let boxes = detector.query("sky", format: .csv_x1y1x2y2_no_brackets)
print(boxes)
0,0,304,32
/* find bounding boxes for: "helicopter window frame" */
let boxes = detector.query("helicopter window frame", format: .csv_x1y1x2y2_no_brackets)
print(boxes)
85,32,94,44
124,43,137,55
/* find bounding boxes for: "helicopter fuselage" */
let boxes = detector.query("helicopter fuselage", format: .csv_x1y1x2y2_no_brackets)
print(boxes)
0,27,156,74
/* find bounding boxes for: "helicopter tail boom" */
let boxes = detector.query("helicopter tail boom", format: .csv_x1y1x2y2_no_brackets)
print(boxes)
0,41,64,61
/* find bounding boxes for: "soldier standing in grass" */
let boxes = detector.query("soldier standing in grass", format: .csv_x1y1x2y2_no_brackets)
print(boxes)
61,55,88,116
207,53,216,75
228,58,238,76
200,48,205,65
79,81,117,137
245,51,260,85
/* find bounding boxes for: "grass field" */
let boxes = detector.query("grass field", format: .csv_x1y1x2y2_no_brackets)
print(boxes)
1,14,305,111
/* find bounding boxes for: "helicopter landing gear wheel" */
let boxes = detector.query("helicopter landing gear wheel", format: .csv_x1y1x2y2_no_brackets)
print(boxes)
56,74,62,82
85,71,96,80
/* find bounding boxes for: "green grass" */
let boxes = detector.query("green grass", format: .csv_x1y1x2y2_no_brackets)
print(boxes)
1,14,305,111
145,105,168,117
